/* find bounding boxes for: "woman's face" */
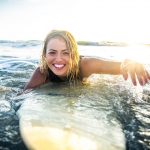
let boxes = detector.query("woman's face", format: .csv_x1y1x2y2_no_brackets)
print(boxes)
45,38,70,78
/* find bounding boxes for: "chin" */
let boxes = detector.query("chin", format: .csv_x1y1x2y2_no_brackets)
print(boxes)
50,67,68,77
53,71,67,77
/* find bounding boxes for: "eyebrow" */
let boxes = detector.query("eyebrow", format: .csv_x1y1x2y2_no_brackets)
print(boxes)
47,49,69,51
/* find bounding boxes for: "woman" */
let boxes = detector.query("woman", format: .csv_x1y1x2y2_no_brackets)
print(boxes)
24,30,150,91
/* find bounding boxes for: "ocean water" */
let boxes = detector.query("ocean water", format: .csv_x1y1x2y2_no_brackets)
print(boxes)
0,40,150,150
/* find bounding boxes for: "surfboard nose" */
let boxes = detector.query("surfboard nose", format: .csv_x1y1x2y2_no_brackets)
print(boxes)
20,125,98,150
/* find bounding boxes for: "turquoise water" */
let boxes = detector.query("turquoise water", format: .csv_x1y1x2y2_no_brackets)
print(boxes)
0,40,150,150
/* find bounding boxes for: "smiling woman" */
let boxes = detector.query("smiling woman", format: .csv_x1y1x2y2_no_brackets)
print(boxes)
39,30,80,82
23,30,150,91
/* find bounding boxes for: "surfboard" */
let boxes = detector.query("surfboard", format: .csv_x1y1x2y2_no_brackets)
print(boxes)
17,81,126,150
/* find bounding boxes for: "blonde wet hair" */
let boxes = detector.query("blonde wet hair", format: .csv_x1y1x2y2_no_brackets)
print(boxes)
40,30,80,81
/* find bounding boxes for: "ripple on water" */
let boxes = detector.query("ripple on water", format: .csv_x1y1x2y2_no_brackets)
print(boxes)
0,100,11,112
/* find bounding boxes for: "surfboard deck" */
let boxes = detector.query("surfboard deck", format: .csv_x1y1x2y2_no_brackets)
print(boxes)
18,82,126,150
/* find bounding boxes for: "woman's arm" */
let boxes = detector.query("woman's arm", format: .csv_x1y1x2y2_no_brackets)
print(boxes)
24,67,46,91
80,57,150,86
80,57,121,77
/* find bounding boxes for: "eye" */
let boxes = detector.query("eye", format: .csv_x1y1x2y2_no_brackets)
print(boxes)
48,51,56,55
63,51,70,55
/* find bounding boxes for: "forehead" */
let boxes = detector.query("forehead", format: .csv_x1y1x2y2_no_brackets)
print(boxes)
47,37,67,50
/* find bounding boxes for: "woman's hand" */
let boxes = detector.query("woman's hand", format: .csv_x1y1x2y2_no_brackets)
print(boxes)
121,59,150,86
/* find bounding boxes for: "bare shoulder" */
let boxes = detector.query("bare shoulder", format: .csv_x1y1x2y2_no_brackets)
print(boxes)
80,56,103,77
33,67,44,76
30,67,46,80
24,67,46,91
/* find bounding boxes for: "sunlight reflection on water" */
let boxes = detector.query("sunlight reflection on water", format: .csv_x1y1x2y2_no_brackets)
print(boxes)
0,44,150,64
79,45,150,64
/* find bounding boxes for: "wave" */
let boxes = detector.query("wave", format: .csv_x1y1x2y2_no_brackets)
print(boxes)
0,40,43,48
0,40,128,48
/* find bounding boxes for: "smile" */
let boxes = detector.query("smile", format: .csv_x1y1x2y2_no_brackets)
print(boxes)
53,64,65,69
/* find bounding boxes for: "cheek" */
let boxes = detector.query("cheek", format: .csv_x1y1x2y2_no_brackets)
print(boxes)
67,59,72,69
67,54,72,61
65,57,71,65
67,56,71,61
45,54,53,61
44,56,53,66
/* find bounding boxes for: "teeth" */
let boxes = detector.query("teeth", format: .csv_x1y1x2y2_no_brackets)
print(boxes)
54,64,64,68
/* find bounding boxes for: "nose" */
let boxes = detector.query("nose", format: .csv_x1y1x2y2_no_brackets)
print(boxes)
55,53,63,61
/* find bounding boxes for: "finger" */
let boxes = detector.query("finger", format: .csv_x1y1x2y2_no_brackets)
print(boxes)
130,72,137,86
122,71,128,80
141,65,149,84
146,70,150,80
136,74,144,86
137,70,148,85
142,71,148,84
143,76,148,85
136,65,149,85
120,63,128,80
121,69,128,80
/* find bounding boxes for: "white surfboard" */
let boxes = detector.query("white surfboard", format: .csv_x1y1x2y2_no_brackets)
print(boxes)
18,81,126,150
